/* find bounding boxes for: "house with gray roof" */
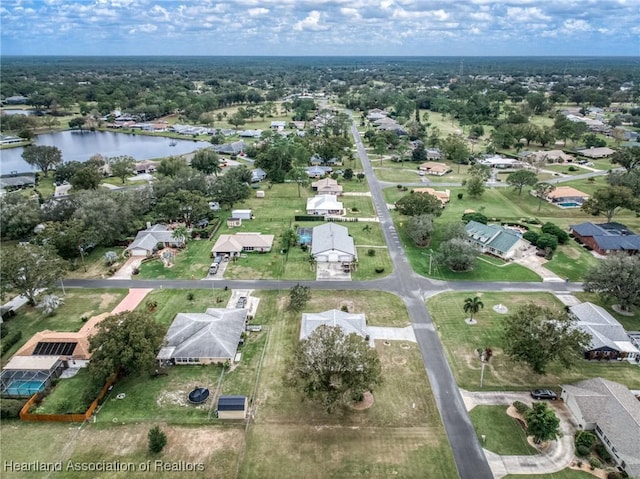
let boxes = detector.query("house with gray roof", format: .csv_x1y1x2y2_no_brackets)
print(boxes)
311,223,356,263
465,220,531,260
569,302,640,361
156,308,247,365
561,378,640,479
250,167,267,183
212,141,246,155
127,224,185,257
300,309,370,345
569,222,640,255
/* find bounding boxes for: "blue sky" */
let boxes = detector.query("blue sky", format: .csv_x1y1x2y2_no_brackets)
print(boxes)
1,0,639,56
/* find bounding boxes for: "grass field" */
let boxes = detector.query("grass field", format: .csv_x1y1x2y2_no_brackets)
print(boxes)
469,405,537,455
427,291,640,391
137,239,212,280
34,368,101,414
138,288,233,327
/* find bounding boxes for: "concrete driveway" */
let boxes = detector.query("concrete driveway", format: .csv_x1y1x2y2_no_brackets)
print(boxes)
316,262,351,281
461,390,578,479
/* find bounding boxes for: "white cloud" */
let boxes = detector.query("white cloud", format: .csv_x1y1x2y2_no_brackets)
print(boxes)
129,23,157,34
248,7,269,16
293,10,327,31
506,7,551,22
563,19,592,32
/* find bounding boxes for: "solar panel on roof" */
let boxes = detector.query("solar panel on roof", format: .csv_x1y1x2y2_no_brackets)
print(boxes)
33,342,76,356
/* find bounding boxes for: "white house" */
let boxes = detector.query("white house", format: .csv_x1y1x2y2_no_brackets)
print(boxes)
300,309,369,345
306,195,345,216
311,223,356,263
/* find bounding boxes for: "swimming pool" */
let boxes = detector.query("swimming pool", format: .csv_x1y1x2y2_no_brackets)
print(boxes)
557,201,582,208
3,379,46,396
297,227,313,245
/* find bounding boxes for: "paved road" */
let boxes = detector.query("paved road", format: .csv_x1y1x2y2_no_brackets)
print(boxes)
57,120,587,479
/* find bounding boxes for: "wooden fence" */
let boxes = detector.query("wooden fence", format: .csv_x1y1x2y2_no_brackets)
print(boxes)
19,378,115,423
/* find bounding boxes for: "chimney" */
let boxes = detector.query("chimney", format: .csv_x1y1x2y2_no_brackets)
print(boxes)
146,221,151,229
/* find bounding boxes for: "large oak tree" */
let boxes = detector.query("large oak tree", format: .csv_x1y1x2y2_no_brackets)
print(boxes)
284,325,382,412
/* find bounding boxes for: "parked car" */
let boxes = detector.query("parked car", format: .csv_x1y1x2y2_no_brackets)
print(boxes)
531,389,557,400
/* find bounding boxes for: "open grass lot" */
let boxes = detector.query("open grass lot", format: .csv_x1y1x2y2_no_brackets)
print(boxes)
137,239,213,280
0,289,127,364
427,292,640,391
0,421,245,479
136,288,233,327
542,164,589,176
374,159,470,184
64,245,127,279
240,290,457,479
469,405,537,455
543,244,599,282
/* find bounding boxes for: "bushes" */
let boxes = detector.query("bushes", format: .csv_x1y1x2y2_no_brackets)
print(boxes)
462,212,488,224
595,443,612,463
607,472,625,479
0,399,27,419
148,425,167,454
575,430,597,450
513,400,530,415
0,330,22,356
589,457,602,470
576,445,591,457
536,233,559,251
541,222,569,244
367,249,376,257
523,231,539,244
374,267,385,274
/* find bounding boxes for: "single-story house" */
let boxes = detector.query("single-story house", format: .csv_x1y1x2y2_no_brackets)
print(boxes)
3,95,28,104
520,150,575,163
306,195,345,216
426,148,442,160
310,154,323,166
311,223,356,263
418,162,450,176
0,135,24,146
479,155,525,169
216,395,248,419
413,187,450,205
13,330,92,363
238,129,262,138
212,141,246,155
465,220,531,260
250,168,267,183
270,121,286,130
300,309,369,344
156,308,247,365
211,233,274,258
311,178,343,196
306,166,331,178
134,160,158,174
0,356,65,397
127,224,185,257
577,147,615,159
546,186,589,206
569,222,640,255
560,378,640,479
231,209,252,220
569,302,640,361
0,175,36,192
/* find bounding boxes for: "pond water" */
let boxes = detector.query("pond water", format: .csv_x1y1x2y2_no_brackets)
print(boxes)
0,130,212,174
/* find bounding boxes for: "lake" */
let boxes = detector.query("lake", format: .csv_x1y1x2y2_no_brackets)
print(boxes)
0,130,212,174
1,109,37,116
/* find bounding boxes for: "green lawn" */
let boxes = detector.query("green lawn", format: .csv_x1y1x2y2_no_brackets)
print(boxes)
34,368,102,414
138,288,232,327
0,289,127,364
137,239,212,280
469,405,537,455
427,291,640,391
239,290,458,479
544,243,598,282
543,165,588,176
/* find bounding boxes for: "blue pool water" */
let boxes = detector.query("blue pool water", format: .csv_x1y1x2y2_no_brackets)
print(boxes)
558,202,581,208
298,233,312,245
3,379,46,396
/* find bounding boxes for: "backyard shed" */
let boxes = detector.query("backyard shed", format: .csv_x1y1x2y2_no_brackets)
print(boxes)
231,209,252,220
216,395,248,419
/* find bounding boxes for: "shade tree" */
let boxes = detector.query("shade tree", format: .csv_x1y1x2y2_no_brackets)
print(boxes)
506,170,538,195
21,145,62,177
583,253,640,312
395,192,443,217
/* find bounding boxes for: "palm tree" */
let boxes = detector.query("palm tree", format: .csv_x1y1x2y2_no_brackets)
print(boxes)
172,226,188,247
463,296,484,321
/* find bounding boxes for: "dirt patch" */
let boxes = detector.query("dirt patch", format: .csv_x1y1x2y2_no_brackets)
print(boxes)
392,356,408,365
99,293,120,310
156,390,207,409
351,391,375,411
569,462,608,479
612,304,634,316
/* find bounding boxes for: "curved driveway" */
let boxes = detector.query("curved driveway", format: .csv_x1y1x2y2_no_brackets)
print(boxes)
61,119,587,479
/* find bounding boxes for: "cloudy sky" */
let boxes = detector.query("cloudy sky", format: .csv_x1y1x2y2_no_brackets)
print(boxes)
1,0,639,56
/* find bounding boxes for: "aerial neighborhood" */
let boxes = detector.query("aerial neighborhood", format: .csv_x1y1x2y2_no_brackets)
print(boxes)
1,55,640,479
